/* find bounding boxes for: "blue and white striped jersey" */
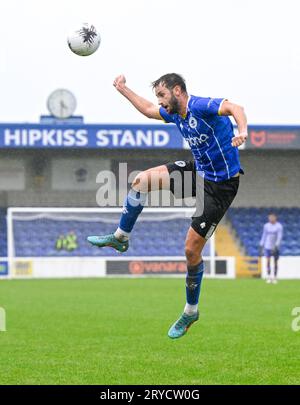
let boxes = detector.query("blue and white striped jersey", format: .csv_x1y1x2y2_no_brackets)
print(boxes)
159,95,244,182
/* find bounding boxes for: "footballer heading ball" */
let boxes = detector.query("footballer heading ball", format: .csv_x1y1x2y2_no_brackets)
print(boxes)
67,23,101,56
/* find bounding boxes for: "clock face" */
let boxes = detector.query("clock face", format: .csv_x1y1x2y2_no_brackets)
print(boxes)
47,89,77,119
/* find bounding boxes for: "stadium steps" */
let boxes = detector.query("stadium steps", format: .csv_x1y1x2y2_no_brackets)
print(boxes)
215,224,261,278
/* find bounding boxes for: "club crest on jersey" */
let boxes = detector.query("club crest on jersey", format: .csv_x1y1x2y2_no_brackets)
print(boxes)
122,206,128,215
189,116,198,129
175,161,186,167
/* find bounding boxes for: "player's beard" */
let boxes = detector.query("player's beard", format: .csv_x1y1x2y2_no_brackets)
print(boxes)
168,94,180,114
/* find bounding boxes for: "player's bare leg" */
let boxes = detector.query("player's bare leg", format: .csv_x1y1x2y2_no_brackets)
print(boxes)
168,227,206,339
185,226,206,266
87,165,170,251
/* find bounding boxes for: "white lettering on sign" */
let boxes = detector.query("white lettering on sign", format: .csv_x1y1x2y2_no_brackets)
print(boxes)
4,129,88,147
96,129,169,147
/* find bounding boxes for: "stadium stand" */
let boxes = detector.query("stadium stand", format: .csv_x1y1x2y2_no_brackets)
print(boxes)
227,207,300,257
1,207,299,258
8,215,210,257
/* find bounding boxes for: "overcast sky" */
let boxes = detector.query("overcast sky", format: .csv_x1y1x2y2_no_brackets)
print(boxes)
0,0,299,125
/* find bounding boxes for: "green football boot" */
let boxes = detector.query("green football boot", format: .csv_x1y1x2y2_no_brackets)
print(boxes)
87,234,129,253
168,312,199,339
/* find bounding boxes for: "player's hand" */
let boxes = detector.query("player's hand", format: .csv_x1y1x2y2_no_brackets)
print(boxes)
113,74,126,91
259,246,263,257
231,132,248,147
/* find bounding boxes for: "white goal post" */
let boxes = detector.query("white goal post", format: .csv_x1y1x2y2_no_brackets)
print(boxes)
5,207,235,279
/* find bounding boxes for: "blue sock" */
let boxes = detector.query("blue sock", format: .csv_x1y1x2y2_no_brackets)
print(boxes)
186,261,204,305
118,189,147,233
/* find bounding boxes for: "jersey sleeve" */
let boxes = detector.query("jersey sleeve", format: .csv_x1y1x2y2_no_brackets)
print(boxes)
192,97,227,117
159,106,174,123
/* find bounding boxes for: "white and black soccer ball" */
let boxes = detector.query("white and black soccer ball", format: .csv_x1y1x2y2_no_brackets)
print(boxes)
67,23,101,56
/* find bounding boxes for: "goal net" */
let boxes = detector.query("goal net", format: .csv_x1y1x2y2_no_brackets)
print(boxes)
6,207,234,278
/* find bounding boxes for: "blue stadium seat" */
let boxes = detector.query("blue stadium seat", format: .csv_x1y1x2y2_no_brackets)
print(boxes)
4,213,194,257
0,207,298,258
228,207,300,256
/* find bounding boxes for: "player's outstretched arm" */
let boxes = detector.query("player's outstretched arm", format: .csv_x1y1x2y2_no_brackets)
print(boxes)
113,75,162,120
219,101,248,147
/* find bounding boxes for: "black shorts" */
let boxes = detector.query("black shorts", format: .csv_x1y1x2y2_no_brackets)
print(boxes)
166,160,240,239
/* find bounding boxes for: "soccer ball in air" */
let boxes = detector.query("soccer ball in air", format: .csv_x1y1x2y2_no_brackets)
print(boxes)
67,23,101,56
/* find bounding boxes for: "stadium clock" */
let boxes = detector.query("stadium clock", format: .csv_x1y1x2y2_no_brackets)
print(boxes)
47,89,77,119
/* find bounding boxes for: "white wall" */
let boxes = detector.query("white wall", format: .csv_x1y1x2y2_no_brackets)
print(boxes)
1,149,299,208
261,257,300,279
233,150,300,207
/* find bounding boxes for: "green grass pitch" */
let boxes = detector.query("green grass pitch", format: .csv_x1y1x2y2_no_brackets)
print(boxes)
0,278,299,385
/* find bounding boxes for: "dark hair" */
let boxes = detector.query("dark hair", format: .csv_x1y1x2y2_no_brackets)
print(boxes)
269,213,277,217
151,73,187,93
